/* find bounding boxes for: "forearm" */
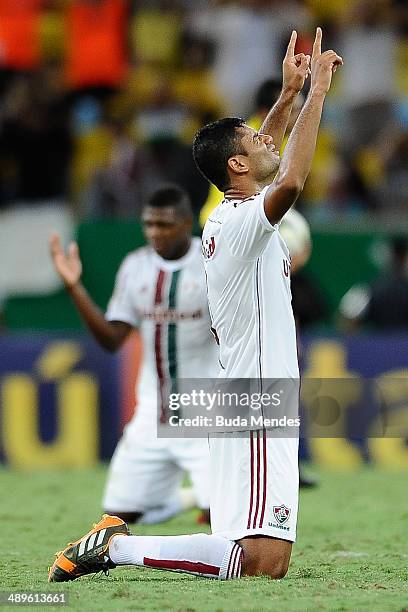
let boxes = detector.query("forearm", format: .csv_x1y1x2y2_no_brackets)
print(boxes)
66,283,124,351
264,90,326,224
276,89,325,190
260,87,298,151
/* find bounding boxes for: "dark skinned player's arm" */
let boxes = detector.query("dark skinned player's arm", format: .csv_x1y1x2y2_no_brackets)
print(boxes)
66,282,133,352
264,31,343,225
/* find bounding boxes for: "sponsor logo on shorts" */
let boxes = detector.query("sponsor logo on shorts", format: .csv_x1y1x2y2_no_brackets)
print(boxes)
268,522,290,531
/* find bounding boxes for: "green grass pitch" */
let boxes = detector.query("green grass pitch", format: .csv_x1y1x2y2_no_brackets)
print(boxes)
1,466,407,611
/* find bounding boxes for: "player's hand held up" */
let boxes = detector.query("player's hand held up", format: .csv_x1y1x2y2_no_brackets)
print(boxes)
282,30,311,94
310,27,343,96
49,233,131,351
49,233,82,289
264,28,343,224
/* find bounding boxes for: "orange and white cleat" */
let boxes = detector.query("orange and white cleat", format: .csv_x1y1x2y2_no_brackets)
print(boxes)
48,514,131,582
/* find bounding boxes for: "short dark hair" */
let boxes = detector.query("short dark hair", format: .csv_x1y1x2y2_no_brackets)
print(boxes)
145,184,192,218
193,117,246,191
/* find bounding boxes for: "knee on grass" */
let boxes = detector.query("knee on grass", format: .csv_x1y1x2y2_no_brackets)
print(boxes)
239,538,292,579
243,553,289,579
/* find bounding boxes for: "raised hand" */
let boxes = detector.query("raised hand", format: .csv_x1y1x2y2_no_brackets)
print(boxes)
49,233,82,289
282,30,311,94
310,27,343,95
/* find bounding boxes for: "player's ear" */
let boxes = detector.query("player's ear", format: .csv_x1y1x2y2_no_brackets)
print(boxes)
227,155,249,176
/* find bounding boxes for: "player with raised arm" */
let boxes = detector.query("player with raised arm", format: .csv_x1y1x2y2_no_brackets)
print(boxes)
48,29,342,583
49,185,217,526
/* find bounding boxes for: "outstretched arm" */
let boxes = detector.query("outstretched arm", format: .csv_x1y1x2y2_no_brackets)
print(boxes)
49,234,132,352
260,30,310,151
264,28,343,224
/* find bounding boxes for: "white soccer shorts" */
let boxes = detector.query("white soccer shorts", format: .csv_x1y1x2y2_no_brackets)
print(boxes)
209,430,299,542
102,414,210,513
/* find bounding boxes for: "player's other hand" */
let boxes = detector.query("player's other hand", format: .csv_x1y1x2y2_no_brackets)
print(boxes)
49,233,82,289
310,27,343,95
282,30,311,94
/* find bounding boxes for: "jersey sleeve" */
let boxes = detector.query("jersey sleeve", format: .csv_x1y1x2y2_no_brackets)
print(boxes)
106,255,140,328
223,186,279,260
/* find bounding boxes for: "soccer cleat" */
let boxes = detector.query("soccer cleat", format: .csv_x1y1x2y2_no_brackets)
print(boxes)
48,514,131,582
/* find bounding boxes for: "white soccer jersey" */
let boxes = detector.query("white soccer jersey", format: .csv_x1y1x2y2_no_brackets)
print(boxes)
106,238,218,425
202,186,299,379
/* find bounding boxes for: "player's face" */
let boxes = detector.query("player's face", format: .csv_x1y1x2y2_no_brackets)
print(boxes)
238,125,281,181
142,206,192,260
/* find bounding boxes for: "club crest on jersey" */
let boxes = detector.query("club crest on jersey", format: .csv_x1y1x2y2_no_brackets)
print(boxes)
202,236,216,260
273,504,291,524
283,259,291,277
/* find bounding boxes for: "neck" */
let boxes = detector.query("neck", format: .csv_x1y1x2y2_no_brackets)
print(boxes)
224,177,271,200
162,238,191,261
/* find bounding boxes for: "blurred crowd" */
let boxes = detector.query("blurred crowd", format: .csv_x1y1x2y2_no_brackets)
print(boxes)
0,0,407,223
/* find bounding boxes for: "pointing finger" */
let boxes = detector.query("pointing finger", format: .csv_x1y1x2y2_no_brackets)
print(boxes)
312,26,322,59
285,30,297,58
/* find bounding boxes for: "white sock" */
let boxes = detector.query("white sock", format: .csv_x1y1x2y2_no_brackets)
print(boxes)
140,488,197,525
109,533,243,580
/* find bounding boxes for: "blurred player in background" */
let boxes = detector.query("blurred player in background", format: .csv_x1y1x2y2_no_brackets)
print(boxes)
50,185,218,525
49,28,342,584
